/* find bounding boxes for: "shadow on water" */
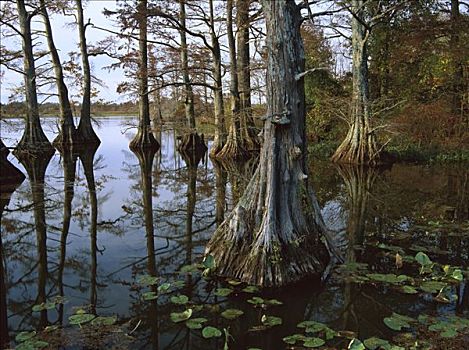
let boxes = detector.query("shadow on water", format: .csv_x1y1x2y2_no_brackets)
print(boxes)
0,119,468,349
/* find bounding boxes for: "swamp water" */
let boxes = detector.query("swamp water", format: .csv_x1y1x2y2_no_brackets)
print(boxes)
0,117,468,349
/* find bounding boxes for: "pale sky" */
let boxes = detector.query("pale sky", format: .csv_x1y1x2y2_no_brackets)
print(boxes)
1,0,124,104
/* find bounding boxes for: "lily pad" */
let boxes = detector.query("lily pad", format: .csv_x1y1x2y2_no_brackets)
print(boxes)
202,326,222,338
383,313,412,331
400,285,418,294
214,288,233,297
261,315,282,327
203,255,216,269
363,337,391,350
143,291,158,301
348,338,365,350
420,281,446,293
415,252,432,266
91,316,117,326
282,334,306,345
157,283,171,294
179,264,200,273
221,308,244,320
185,317,208,329
137,275,159,286
32,302,56,312
242,285,259,293
303,337,325,348
15,331,36,343
170,308,193,323
69,313,95,325
170,295,189,305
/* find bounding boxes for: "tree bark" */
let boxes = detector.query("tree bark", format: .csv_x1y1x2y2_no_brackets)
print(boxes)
39,0,77,148
75,0,100,144
332,0,379,165
130,0,159,150
216,0,248,160
237,0,259,151
205,0,329,287
16,0,53,152
209,0,227,156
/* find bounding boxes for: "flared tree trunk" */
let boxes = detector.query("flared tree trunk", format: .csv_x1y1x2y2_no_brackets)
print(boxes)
237,0,259,151
332,0,379,165
216,0,248,160
40,0,77,148
16,0,53,152
206,0,329,287
130,0,159,150
209,0,227,156
75,0,100,145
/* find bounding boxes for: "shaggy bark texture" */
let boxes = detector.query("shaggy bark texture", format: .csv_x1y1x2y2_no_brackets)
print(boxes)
205,0,329,287
332,0,379,165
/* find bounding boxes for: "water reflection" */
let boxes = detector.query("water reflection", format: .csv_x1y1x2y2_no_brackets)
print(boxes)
0,118,467,349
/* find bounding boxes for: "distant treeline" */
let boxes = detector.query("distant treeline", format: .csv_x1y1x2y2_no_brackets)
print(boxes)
0,101,138,118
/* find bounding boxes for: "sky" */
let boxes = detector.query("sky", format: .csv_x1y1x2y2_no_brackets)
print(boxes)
0,0,124,104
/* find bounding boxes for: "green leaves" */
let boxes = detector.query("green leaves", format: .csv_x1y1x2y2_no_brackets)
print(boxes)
214,288,233,297
69,313,95,325
142,291,158,301
363,337,392,350
383,313,414,331
91,316,117,326
170,294,189,305
303,337,325,348
420,281,446,293
137,275,159,286
261,315,282,327
170,308,193,323
348,338,365,350
247,297,283,307
185,317,208,329
415,252,433,273
15,331,36,343
221,309,244,320
202,326,222,338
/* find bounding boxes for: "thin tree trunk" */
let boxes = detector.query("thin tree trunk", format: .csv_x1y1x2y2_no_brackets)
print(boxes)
209,0,226,156
450,0,464,119
206,0,329,287
75,0,100,144
237,0,259,151
216,0,248,160
332,0,379,165
130,0,159,150
180,0,195,130
16,0,52,152
39,0,76,148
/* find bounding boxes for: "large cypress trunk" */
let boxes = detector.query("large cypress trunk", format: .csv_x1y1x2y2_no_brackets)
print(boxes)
75,0,100,145
205,0,329,287
39,0,77,148
332,0,379,165
130,0,159,150
16,0,53,152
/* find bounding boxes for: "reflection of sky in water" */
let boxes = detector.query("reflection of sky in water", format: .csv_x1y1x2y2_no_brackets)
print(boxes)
1,117,467,346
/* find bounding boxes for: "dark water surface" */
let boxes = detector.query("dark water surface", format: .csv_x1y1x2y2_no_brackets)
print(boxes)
1,117,468,349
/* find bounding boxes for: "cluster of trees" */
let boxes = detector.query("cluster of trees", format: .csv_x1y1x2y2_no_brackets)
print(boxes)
1,0,467,286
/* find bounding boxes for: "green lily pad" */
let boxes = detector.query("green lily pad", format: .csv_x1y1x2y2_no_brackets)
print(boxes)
143,291,158,300
32,302,56,312
383,313,412,331
415,252,432,266
364,337,391,350
15,331,36,343
348,338,365,350
227,279,242,286
261,315,282,327
69,313,95,325
17,340,49,350
420,281,446,293
221,308,244,320
170,308,193,323
451,269,463,281
157,283,171,294
242,285,259,293
202,326,222,338
179,264,200,273
203,255,216,269
247,296,264,305
282,334,306,345
170,295,189,305
137,275,159,286
185,317,208,329
303,337,325,348
91,316,117,326
214,288,233,297
172,280,186,288
401,285,418,294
